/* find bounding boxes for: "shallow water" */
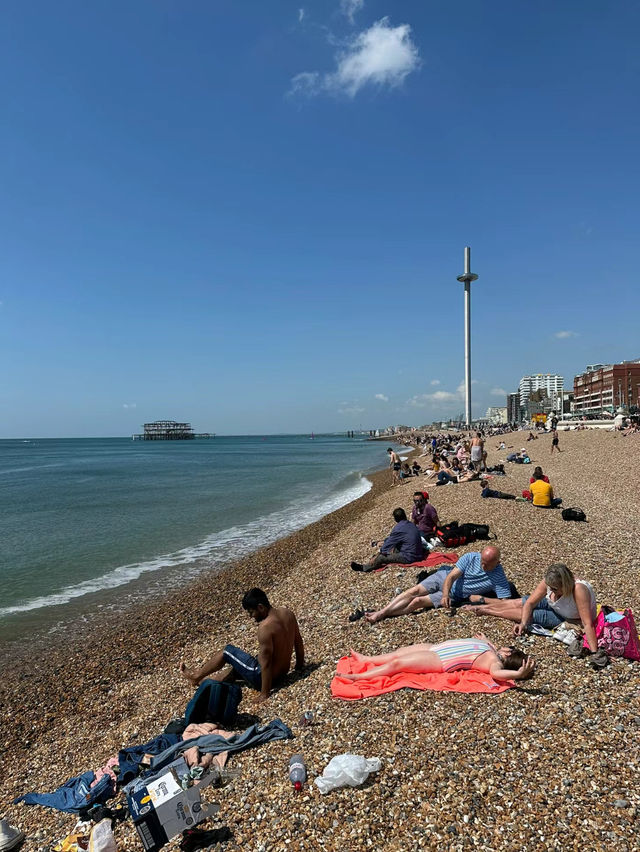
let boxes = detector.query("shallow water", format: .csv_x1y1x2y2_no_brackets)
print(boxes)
0,434,392,641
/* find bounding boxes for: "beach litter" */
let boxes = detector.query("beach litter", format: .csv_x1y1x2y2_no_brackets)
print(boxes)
314,755,381,794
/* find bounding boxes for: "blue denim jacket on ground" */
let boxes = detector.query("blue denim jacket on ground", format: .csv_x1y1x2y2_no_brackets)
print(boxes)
14,769,115,814
118,732,181,784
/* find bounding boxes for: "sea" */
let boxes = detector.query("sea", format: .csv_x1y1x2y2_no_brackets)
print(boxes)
0,434,399,646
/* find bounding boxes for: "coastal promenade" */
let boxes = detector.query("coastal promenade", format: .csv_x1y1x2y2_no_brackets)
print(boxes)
2,430,639,851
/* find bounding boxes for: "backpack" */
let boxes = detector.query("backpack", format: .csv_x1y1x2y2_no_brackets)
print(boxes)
436,522,461,547
184,679,242,727
561,507,587,522
466,523,491,540
436,522,492,548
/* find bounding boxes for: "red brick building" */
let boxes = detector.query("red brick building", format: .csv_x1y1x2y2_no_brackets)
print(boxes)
573,360,640,414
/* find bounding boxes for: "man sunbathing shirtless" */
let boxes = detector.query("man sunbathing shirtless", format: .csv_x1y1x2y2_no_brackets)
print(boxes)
180,588,305,703
341,634,535,683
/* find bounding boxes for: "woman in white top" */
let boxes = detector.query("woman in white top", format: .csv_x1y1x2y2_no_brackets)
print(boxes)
462,563,598,652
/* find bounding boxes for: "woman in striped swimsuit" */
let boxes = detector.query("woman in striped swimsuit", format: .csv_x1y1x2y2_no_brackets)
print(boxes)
344,634,535,682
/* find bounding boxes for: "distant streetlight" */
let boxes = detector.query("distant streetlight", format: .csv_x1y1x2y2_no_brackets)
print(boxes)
456,247,478,427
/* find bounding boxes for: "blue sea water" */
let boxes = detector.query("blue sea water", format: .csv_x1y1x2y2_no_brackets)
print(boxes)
0,435,394,643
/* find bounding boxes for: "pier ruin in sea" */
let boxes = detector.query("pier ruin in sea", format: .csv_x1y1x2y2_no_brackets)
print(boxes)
132,421,215,440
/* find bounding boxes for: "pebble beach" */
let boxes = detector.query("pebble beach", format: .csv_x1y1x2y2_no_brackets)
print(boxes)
2,429,639,852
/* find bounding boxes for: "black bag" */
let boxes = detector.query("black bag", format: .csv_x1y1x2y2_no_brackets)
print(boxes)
437,521,493,548
561,507,587,522
467,523,491,540
184,679,242,727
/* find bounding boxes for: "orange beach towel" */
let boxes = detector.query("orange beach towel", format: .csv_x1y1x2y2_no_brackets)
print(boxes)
331,655,514,699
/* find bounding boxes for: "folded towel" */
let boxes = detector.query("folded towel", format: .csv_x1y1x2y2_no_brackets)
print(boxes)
331,655,514,699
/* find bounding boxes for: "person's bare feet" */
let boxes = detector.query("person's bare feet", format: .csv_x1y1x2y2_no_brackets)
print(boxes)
364,611,383,624
349,648,364,661
460,605,487,616
179,661,200,687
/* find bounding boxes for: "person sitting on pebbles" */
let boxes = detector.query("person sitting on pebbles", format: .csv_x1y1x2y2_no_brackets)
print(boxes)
461,563,598,651
341,634,535,682
180,588,305,703
351,508,424,573
363,545,515,623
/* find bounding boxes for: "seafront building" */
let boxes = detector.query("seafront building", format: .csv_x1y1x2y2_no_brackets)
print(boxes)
573,360,640,414
506,392,520,423
518,374,564,409
485,406,508,424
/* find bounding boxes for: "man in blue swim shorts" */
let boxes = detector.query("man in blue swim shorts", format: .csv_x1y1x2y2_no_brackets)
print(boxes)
180,588,305,703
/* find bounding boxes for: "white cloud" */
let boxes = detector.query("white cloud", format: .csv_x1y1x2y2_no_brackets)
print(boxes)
408,391,459,408
289,17,421,98
554,330,578,339
340,0,364,24
123,403,137,409
375,393,389,402
338,405,365,415
298,8,305,23
490,387,507,397
430,379,440,386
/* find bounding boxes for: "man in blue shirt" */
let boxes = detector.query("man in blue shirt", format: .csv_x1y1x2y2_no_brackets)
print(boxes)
365,546,513,622
351,508,424,573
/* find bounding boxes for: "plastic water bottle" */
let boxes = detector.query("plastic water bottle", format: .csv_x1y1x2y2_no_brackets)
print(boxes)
299,710,314,727
289,755,306,792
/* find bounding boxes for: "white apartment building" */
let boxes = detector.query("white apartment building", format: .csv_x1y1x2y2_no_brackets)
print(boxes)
518,374,564,409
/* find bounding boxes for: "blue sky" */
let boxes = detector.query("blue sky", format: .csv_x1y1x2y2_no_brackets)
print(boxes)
2,0,639,436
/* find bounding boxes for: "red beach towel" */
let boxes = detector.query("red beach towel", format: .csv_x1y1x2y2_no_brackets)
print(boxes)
373,551,459,574
331,655,514,699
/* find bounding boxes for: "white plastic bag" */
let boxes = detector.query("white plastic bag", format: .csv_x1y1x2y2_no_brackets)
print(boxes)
314,754,381,794
89,819,117,852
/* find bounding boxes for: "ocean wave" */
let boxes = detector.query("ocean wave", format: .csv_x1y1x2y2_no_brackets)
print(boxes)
0,473,372,616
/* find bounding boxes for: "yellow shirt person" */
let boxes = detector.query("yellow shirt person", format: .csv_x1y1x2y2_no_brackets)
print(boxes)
529,479,554,507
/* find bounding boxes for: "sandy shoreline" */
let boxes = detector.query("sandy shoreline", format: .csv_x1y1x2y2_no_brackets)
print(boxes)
2,430,640,851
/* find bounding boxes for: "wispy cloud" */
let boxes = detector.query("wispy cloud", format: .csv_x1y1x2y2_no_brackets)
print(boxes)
554,330,579,339
408,390,459,408
340,0,364,24
374,393,389,402
123,403,137,409
298,8,305,23
289,17,421,98
430,379,440,386
338,405,365,415
408,379,478,409
490,387,507,397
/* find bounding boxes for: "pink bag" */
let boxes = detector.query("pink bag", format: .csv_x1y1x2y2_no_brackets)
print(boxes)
583,608,640,660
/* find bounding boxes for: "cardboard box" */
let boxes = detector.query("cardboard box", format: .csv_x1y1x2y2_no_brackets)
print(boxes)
126,757,219,851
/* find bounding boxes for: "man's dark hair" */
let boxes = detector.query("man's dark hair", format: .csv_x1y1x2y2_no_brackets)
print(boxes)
413,491,424,499
393,508,407,523
242,588,271,611
387,447,393,452
502,649,527,670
